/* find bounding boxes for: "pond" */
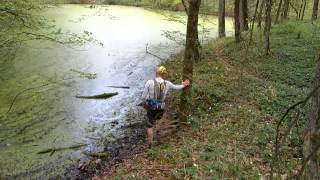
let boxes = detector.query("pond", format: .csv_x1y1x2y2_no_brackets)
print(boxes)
0,5,233,178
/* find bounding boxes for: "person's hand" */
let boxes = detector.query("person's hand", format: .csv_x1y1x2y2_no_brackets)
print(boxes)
182,79,190,87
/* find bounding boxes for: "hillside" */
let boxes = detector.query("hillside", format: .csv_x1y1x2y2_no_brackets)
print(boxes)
97,20,320,179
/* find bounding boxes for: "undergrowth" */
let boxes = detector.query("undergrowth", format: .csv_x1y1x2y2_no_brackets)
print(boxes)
105,20,320,179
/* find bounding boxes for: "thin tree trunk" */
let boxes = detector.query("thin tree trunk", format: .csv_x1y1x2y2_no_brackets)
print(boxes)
289,1,299,19
180,0,201,122
274,0,283,24
264,0,272,55
240,0,249,31
281,0,290,20
257,0,265,28
234,0,241,42
301,0,307,20
218,0,226,38
303,53,320,179
249,0,260,44
298,0,304,19
312,0,319,20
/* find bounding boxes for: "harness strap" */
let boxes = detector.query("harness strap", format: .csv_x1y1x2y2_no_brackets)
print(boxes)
153,79,157,100
153,79,166,102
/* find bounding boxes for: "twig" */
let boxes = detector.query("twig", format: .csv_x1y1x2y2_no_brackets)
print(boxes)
132,167,171,171
270,84,320,178
22,32,66,45
145,44,166,61
7,77,74,114
7,83,51,114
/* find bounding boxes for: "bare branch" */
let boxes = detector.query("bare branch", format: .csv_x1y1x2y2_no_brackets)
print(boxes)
270,84,320,178
181,0,189,15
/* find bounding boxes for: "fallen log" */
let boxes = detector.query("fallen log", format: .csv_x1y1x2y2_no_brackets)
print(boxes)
75,92,118,99
106,86,130,89
37,144,86,155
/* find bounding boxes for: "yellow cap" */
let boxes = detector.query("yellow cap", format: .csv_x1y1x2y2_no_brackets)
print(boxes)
156,66,168,75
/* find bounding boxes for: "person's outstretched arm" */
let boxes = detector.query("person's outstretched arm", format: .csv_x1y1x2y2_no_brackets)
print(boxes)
166,79,190,90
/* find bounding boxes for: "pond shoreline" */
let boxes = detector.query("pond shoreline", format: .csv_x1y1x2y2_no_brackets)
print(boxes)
47,2,234,17
67,122,147,179
0,5,231,178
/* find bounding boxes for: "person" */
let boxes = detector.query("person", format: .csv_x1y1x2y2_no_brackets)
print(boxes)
142,66,190,146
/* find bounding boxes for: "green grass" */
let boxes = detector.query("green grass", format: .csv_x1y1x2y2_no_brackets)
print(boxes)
108,20,320,179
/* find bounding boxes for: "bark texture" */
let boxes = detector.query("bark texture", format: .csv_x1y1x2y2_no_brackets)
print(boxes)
257,0,265,28
234,0,241,42
180,0,201,122
218,0,226,38
303,53,320,180
240,0,249,31
281,0,290,19
264,0,272,55
312,0,319,20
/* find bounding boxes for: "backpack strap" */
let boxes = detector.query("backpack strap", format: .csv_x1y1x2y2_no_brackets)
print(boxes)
153,79,158,100
153,79,166,102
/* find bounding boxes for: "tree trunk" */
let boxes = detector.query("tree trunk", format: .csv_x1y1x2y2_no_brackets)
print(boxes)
234,0,241,42
240,0,249,31
218,0,226,38
274,0,283,24
301,0,307,20
312,0,319,20
257,0,265,28
303,53,320,179
264,0,272,55
298,0,304,19
180,0,201,122
281,0,290,20
194,29,200,62
249,0,260,44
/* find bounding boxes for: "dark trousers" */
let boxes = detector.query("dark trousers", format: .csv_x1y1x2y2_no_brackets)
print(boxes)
146,109,164,128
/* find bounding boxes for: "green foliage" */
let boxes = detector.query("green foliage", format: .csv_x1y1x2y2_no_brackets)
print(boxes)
0,0,102,75
110,21,319,179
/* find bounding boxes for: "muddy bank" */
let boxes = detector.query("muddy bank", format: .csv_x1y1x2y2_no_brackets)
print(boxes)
67,123,146,179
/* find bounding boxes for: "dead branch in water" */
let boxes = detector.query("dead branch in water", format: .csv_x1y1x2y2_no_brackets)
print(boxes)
75,92,118,99
145,43,166,61
7,77,74,114
106,86,130,89
37,144,86,155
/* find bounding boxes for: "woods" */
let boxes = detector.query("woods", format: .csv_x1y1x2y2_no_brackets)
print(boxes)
1,0,320,179
303,53,320,180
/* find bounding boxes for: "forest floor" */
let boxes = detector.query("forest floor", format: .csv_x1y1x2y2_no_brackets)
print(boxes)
94,21,320,179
